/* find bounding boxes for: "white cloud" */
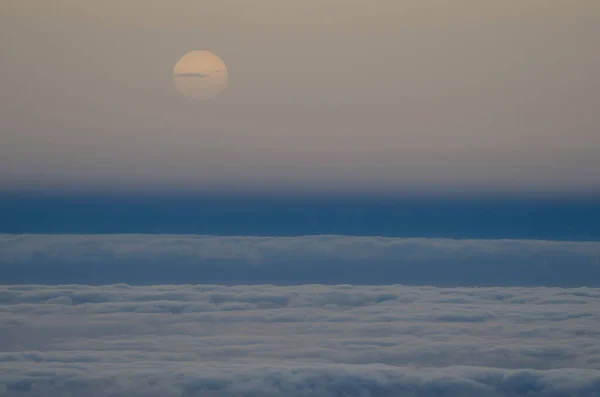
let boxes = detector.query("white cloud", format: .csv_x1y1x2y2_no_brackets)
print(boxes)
1,284,600,396
1,235,600,286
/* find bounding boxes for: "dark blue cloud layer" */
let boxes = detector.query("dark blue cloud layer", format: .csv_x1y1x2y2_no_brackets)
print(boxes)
1,234,599,286
2,195,599,240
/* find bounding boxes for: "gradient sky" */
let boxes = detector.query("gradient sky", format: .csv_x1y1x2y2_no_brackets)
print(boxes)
1,0,599,193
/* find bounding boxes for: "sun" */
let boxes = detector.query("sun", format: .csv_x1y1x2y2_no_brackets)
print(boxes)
173,51,228,100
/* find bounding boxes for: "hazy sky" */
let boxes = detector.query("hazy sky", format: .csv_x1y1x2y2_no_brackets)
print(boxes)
1,0,599,193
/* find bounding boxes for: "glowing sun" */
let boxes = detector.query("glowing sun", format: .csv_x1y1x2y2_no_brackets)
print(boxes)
173,51,228,100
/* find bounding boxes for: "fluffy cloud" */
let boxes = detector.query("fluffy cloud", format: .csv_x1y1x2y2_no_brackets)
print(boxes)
1,234,600,286
1,284,600,396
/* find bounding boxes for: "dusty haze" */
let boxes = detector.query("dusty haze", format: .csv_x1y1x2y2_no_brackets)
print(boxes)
1,0,599,193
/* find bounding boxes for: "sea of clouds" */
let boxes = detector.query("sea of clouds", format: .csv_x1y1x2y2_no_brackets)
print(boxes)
1,234,600,286
1,283,600,396
2,234,600,395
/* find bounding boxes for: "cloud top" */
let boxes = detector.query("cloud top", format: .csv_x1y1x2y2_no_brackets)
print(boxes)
1,283,600,396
